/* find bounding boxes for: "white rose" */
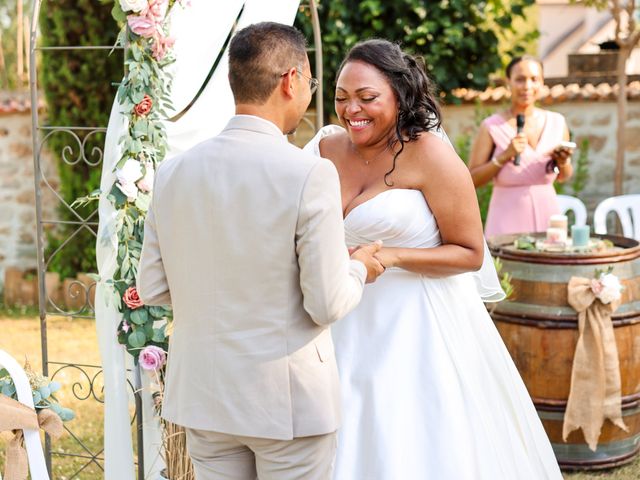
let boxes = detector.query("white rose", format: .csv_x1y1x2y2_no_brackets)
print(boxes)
597,273,623,304
136,162,155,193
116,159,144,186
119,0,148,13
116,181,139,202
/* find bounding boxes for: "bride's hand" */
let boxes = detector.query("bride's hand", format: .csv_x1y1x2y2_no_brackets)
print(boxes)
373,247,397,270
350,241,386,283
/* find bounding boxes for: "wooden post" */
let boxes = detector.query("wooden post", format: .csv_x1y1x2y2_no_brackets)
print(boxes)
23,14,30,86
16,0,24,84
0,30,8,89
614,47,630,196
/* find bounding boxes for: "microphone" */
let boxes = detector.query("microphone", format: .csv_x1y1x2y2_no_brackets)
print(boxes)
513,113,524,165
514,114,525,166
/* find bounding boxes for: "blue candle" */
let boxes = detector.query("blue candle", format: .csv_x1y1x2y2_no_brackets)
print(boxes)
571,225,590,247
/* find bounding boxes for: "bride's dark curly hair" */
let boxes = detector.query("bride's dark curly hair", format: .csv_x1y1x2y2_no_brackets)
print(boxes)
337,39,442,186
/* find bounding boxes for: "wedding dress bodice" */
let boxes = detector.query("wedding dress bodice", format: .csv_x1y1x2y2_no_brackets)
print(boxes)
344,189,441,249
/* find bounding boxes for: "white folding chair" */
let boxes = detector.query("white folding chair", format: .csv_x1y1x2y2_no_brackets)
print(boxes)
0,350,50,480
593,194,640,240
557,194,588,226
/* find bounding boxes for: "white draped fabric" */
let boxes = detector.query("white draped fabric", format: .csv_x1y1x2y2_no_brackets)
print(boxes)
96,2,300,478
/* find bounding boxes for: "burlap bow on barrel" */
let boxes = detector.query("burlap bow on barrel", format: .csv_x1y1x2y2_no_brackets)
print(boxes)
0,393,63,480
563,277,628,451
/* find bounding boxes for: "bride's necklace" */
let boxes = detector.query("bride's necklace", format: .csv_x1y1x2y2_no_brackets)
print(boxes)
350,142,390,166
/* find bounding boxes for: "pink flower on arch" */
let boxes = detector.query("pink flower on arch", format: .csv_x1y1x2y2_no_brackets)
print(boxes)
123,286,144,309
151,33,175,61
144,0,169,22
127,14,157,38
139,345,167,371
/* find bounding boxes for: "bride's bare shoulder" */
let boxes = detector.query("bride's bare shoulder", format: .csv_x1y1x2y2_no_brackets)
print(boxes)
318,130,350,159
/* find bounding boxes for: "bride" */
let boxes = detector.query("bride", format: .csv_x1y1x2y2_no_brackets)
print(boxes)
304,39,563,479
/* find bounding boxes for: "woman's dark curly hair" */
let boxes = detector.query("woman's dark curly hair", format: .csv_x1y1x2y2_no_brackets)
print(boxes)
337,39,442,186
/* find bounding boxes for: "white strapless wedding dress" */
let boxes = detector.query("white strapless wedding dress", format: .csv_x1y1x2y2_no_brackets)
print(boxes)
305,127,563,480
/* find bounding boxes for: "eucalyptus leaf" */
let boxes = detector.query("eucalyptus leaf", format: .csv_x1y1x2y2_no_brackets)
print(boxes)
2,382,16,396
130,308,149,325
111,4,127,24
110,184,128,209
60,407,76,422
149,306,167,318
128,329,147,348
39,385,51,400
152,327,166,343
144,322,155,338
135,193,151,212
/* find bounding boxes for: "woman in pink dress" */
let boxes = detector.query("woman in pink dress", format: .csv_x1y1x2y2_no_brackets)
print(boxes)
469,56,574,238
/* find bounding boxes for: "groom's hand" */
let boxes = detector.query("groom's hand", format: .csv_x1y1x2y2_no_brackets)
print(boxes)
350,241,385,283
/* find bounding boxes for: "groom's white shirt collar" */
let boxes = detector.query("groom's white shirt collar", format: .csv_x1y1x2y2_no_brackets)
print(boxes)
225,114,287,141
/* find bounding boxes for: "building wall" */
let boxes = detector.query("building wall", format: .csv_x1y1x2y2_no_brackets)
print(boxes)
0,111,58,290
442,99,640,212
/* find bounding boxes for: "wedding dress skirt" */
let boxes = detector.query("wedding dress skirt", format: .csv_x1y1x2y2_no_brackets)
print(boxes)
304,128,562,479
332,189,562,479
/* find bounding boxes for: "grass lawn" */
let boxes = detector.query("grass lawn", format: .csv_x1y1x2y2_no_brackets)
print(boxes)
1,314,638,479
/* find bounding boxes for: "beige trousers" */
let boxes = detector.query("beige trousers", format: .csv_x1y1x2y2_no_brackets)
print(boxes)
184,428,337,480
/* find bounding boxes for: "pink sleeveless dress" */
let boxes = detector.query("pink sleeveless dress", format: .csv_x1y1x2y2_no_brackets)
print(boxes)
483,111,565,239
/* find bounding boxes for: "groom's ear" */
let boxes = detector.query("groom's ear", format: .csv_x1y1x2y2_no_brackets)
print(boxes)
280,67,297,100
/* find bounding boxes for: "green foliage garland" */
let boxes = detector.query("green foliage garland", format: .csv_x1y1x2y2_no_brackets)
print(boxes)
103,0,185,361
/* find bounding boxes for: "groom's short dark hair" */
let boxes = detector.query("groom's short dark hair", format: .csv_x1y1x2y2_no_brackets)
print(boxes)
229,22,308,104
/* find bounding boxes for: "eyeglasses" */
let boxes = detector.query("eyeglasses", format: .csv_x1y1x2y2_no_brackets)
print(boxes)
280,68,319,95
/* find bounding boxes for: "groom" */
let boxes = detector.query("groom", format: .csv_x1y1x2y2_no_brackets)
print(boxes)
137,22,384,479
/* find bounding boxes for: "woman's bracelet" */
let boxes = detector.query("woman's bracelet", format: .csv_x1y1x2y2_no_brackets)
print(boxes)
491,157,505,168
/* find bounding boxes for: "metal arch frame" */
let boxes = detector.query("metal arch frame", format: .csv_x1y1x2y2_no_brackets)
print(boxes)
296,0,324,135
29,1,323,478
28,1,144,479
308,0,324,131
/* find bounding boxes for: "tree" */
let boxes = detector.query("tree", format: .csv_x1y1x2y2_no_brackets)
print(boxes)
581,0,639,195
296,0,537,121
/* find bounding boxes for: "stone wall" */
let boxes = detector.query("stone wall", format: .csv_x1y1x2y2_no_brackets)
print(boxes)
441,100,640,212
0,111,58,291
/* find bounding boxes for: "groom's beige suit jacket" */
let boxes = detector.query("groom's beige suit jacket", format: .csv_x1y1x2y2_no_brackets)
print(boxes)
137,115,366,440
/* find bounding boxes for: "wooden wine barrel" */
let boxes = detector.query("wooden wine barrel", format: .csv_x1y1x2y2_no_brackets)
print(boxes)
489,233,640,470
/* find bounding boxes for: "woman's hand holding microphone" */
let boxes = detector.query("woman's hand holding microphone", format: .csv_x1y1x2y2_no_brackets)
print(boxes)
492,132,527,168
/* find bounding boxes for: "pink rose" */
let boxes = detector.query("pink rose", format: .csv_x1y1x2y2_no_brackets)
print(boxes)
139,345,167,371
134,94,153,116
590,278,604,296
127,14,157,38
123,286,144,309
151,33,175,60
144,0,168,22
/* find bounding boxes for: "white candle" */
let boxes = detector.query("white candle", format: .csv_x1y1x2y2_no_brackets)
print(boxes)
549,214,568,231
546,227,567,244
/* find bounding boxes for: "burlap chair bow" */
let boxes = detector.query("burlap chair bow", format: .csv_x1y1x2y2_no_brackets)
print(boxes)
563,277,628,451
0,394,63,480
